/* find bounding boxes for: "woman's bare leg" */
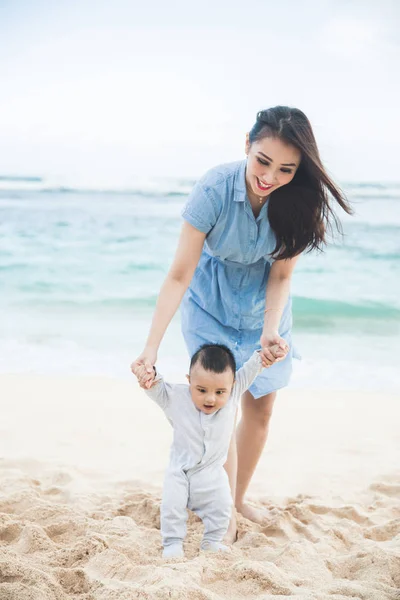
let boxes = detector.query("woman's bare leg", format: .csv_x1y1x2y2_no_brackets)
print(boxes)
235,390,276,522
223,410,238,544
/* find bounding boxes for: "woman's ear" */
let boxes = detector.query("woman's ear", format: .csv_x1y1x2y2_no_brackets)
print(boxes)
186,374,190,383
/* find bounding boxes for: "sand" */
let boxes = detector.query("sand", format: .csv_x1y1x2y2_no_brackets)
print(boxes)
0,374,399,599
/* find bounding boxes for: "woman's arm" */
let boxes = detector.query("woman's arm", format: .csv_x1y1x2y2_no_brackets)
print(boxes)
131,221,206,386
260,256,300,363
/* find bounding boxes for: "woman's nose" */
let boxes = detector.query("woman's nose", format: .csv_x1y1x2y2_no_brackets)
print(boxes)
262,167,278,184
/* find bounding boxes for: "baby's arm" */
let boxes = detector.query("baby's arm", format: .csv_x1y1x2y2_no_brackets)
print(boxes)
233,343,281,399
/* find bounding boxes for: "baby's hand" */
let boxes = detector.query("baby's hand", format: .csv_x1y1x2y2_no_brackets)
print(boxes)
133,364,156,389
259,342,289,368
270,343,287,359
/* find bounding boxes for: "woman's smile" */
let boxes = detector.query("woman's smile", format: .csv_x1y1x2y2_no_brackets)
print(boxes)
256,177,273,192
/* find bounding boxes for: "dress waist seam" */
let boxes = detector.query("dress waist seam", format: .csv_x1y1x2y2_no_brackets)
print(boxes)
203,252,266,268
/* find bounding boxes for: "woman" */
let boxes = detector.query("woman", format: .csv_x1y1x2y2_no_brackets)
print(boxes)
131,106,352,543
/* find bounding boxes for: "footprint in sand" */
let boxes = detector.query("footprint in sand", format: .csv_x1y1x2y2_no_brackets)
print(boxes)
53,567,91,595
370,482,400,497
116,492,161,529
0,521,22,544
0,558,65,600
203,561,294,596
364,518,400,542
16,524,55,554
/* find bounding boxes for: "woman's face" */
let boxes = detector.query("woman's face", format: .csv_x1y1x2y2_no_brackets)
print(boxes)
245,134,301,198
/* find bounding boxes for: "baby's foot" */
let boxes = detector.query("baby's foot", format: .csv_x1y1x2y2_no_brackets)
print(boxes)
201,541,231,553
162,543,184,559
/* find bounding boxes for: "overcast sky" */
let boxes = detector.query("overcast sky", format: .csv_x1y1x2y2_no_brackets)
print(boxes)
0,0,399,185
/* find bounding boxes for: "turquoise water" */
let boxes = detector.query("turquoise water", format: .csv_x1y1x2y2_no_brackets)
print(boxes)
0,178,399,390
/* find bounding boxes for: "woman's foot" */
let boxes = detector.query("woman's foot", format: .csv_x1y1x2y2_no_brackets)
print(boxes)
236,501,269,524
223,511,238,545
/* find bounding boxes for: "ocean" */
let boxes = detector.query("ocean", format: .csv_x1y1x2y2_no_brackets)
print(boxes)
1,176,399,391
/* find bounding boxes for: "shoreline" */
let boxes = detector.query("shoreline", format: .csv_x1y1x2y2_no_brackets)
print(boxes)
1,372,399,492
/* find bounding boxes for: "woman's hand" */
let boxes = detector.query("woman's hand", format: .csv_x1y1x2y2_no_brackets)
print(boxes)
259,331,289,368
130,347,158,389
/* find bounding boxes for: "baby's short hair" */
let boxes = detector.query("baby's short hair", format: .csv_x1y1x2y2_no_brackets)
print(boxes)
190,343,236,375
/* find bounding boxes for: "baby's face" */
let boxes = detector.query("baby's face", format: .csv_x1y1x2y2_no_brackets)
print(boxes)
187,365,235,414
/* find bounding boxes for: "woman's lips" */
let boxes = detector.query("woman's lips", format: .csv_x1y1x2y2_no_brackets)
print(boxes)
256,177,273,192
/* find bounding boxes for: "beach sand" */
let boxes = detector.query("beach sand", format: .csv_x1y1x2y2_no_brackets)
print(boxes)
0,374,399,599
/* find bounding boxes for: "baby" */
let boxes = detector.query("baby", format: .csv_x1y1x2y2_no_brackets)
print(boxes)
133,344,273,558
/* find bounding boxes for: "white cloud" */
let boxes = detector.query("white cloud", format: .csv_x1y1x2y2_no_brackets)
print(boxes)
318,17,381,58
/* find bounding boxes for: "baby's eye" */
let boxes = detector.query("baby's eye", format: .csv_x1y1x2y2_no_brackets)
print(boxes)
199,389,206,393
216,391,224,395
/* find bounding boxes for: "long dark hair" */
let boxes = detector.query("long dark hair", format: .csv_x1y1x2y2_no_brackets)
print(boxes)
249,106,353,260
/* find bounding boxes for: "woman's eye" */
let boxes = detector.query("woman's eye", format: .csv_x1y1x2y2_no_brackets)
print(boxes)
256,157,269,166
281,168,292,174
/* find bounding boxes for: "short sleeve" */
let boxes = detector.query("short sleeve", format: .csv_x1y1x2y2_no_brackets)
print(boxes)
182,180,222,234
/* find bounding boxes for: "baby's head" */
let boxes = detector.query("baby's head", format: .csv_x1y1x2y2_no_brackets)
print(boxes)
187,344,236,414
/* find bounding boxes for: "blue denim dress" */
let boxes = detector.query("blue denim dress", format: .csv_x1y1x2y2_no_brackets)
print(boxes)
181,159,297,398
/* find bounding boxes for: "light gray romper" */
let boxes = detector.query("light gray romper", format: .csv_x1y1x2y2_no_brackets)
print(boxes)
145,351,263,550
